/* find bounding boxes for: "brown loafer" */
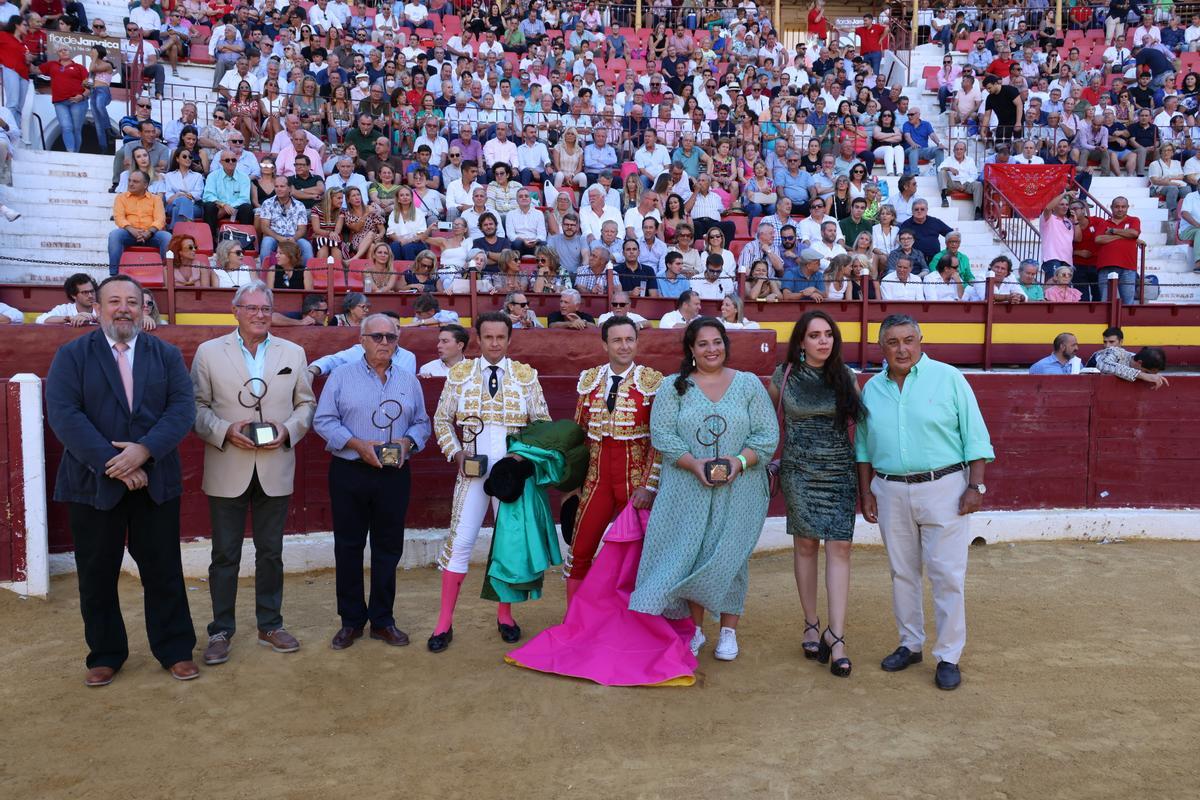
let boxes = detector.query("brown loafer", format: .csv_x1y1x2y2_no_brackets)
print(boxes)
369,625,410,647
168,660,200,681
203,632,232,665
85,666,115,687
331,626,364,650
258,628,301,653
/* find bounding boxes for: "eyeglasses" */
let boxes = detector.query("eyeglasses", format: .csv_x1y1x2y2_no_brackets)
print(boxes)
236,304,273,315
509,300,529,307
229,138,244,143
449,152,461,157
611,302,628,308
137,102,152,108
214,115,227,121
221,158,237,163
232,249,244,255
781,236,796,242
179,153,192,160
363,332,399,343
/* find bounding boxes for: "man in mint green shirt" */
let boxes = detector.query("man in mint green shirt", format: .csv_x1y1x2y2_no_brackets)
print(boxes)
855,314,994,692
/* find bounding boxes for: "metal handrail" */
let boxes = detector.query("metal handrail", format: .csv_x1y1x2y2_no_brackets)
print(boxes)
982,179,1044,265
1074,181,1149,304
886,18,912,88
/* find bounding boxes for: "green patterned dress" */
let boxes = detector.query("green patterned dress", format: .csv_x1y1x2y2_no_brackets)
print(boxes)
629,371,778,619
770,363,858,541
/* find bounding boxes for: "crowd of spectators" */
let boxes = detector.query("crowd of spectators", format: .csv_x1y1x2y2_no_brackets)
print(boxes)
6,0,1199,308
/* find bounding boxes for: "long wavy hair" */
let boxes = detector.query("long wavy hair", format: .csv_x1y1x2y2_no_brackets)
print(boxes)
675,317,730,396
784,310,864,430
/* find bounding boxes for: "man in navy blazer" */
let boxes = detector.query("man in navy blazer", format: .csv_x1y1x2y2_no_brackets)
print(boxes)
45,275,200,687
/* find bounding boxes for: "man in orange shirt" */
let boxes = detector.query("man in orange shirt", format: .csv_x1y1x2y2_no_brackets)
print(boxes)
108,170,169,276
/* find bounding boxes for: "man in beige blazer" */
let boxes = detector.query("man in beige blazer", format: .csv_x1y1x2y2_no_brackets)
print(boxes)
191,280,317,666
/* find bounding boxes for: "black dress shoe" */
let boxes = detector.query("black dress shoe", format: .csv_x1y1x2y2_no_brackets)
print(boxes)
880,646,923,672
935,661,962,690
427,627,453,653
330,626,364,650
497,621,521,643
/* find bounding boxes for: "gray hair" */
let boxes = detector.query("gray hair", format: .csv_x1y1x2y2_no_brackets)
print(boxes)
878,314,922,343
232,279,272,308
360,312,398,335
590,245,611,262
911,198,929,210
214,239,243,269
561,288,582,303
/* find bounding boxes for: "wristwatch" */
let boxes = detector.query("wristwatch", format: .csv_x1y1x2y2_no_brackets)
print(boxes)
969,483,987,495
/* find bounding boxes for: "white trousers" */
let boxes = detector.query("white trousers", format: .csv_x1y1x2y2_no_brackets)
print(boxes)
872,470,971,664
874,145,905,175
438,421,510,574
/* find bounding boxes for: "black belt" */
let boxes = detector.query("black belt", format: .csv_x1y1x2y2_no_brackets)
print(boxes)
876,463,966,484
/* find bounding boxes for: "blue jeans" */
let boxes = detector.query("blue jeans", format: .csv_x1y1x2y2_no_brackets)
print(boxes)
108,229,171,275
906,146,945,175
91,85,113,152
2,67,28,128
1098,266,1138,304
165,196,200,228
743,201,776,218
54,98,88,153
259,235,314,265
864,51,883,75
390,241,427,261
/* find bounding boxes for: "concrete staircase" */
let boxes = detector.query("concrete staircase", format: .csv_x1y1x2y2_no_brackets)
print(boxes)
0,152,114,284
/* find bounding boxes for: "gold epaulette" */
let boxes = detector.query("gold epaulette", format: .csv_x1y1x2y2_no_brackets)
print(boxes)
634,365,664,397
446,359,474,384
510,360,537,385
577,365,604,394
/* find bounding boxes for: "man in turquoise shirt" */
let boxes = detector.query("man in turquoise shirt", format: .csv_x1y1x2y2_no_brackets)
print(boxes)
855,314,994,691
202,149,254,238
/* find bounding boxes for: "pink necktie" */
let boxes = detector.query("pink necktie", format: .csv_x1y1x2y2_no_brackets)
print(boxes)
113,342,134,409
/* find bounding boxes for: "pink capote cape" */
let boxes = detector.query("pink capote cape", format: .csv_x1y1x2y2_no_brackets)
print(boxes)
505,503,697,687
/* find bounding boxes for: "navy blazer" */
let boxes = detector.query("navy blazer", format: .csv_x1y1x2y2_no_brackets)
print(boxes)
46,330,196,510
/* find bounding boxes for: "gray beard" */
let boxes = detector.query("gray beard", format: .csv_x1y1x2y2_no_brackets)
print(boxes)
101,318,138,344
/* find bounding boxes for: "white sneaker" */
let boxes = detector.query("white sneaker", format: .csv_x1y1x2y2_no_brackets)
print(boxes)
714,627,739,661
0,204,19,222
689,626,706,656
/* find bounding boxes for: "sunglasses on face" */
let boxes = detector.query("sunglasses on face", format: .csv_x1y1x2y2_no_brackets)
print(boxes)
612,302,628,308
364,332,399,343
510,300,529,307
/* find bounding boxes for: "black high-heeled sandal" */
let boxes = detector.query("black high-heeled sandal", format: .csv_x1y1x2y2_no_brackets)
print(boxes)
817,627,852,678
801,618,820,660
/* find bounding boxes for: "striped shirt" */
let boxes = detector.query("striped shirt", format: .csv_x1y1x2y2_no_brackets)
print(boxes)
313,357,431,461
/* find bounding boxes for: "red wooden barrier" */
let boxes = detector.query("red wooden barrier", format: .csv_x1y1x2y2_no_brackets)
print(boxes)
1,327,1194,553
0,381,14,581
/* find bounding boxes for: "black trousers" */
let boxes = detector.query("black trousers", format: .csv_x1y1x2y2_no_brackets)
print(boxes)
69,494,195,670
329,457,411,629
207,471,291,637
203,202,254,239
692,216,736,246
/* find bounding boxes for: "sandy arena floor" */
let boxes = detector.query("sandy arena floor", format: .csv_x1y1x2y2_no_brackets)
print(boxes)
1,541,1198,800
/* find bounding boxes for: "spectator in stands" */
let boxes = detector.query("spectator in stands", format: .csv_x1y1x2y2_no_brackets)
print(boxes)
929,231,975,285
36,273,96,325
404,294,461,328
902,108,944,176
574,245,612,294
938,141,982,219
202,149,255,237
691,253,736,300
503,292,542,329
981,75,1023,145
658,289,702,328
271,294,329,328
1029,333,1082,375
1096,344,1170,389
614,239,659,297
1044,264,1083,302
1015,259,1046,301
166,233,213,288
43,43,88,153
839,198,872,250
120,20,165,99
160,148,205,229
256,175,314,265
595,292,649,329
418,324,469,378
879,256,924,301
1094,196,1142,304
686,174,735,244
546,211,589,275
899,200,953,266
1038,191,1075,280
547,288,596,330
1177,187,1200,271
109,170,170,276
657,251,692,299
780,248,827,302
1147,143,1188,222
890,175,918,224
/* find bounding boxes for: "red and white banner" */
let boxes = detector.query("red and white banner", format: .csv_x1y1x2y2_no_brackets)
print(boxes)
984,164,1076,219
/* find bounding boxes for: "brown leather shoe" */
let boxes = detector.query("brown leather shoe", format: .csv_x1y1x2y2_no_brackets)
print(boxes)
258,628,301,653
85,666,115,687
168,660,200,681
369,625,410,647
203,633,232,665
331,626,364,650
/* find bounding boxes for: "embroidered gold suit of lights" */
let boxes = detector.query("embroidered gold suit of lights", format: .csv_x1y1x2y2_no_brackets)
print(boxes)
574,364,663,491
433,358,551,459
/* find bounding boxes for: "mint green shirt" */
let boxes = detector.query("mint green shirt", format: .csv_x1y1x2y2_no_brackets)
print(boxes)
855,354,994,474
236,330,271,382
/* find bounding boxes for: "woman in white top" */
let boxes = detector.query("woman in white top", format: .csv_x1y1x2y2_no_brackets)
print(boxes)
552,126,587,190
702,227,737,278
870,203,899,281
259,79,289,145
159,147,205,228
923,257,965,301
387,185,435,260
719,293,759,329
824,254,856,301
432,217,472,274
116,146,157,193
1147,142,1188,219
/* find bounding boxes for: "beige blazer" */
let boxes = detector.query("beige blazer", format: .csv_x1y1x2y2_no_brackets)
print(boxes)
191,331,317,498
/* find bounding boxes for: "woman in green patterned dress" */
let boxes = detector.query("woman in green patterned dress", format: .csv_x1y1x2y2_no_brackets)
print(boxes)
629,318,778,663
768,310,865,678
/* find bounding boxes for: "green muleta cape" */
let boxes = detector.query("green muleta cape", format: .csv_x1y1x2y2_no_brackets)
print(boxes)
481,420,588,603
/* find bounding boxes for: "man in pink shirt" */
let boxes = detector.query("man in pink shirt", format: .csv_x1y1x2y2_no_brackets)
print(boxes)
275,130,324,177
1038,190,1075,281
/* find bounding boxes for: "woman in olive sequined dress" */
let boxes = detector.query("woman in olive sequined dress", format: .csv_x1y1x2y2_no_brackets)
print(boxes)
768,310,864,678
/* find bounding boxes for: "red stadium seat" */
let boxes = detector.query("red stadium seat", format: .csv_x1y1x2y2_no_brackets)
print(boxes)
729,239,748,261
119,251,165,288
441,15,462,35
345,259,371,290
173,221,214,254
307,257,344,289
922,65,940,92
726,214,751,239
